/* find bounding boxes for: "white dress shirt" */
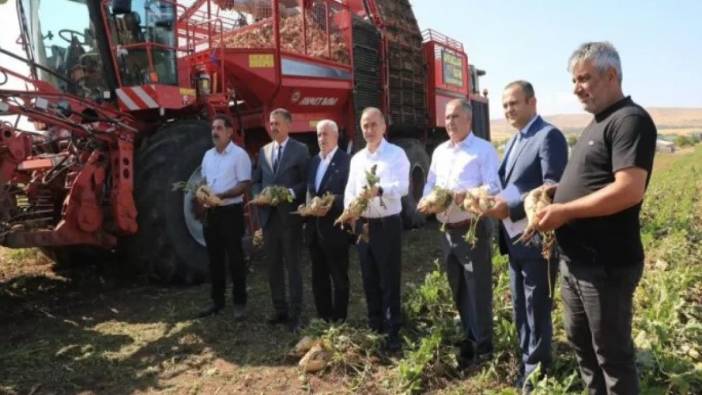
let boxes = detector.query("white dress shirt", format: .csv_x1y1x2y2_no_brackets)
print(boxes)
201,141,252,205
315,146,338,191
422,132,501,224
344,138,409,218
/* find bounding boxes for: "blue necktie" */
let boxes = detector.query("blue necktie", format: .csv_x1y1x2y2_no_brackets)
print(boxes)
273,145,282,172
506,134,523,170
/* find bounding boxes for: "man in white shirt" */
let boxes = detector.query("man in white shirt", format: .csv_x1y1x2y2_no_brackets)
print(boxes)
197,114,252,320
344,107,410,351
305,120,351,322
419,98,500,366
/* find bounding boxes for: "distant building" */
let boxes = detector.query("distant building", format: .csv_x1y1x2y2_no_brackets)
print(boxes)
656,139,675,153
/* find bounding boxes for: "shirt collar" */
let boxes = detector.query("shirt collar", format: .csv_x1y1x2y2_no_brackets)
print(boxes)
274,137,289,150
365,138,387,157
449,132,475,150
319,146,338,162
595,96,632,122
216,141,235,155
519,115,539,136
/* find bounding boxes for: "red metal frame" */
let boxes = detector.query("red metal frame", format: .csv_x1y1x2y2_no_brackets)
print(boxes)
422,29,471,128
1,0,488,253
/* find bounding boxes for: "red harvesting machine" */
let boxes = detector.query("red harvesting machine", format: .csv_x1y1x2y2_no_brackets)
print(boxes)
0,0,489,282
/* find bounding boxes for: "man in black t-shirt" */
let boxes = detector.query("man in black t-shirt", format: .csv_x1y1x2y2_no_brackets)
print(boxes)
536,42,656,394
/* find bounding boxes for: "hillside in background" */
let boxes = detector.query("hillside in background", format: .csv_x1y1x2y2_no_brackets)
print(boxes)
490,107,702,142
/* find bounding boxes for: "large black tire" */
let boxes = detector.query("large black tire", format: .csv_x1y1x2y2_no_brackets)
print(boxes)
40,245,114,268
122,120,212,284
393,138,430,229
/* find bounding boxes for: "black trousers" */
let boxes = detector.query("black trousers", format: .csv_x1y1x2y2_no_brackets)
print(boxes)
560,258,643,395
309,234,350,322
441,219,493,354
203,203,246,307
356,214,402,336
509,256,557,379
264,212,303,318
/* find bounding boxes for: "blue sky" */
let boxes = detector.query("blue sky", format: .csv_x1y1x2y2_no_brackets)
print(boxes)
413,0,702,117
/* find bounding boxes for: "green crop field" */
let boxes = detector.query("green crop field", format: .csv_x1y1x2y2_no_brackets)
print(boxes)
1,147,700,394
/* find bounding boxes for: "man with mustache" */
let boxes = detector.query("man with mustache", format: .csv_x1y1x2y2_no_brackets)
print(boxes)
196,114,252,320
252,108,310,332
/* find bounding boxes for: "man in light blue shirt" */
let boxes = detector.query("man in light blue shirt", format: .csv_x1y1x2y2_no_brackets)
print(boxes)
420,98,500,366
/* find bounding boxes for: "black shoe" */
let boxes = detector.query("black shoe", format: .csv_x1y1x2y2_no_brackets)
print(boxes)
196,305,223,318
384,334,402,352
232,304,246,321
288,316,303,333
267,312,289,325
522,381,534,395
457,340,475,369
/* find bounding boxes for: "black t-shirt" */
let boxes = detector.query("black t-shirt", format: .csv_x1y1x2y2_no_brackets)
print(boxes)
554,96,657,266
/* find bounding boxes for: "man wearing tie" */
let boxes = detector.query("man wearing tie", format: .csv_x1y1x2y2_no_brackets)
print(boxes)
305,120,351,322
251,108,310,332
484,81,567,392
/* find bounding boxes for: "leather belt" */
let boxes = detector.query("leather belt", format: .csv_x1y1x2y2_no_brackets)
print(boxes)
441,218,476,230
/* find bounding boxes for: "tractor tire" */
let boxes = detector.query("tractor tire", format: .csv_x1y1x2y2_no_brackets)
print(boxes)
393,138,430,229
122,120,212,284
40,245,113,268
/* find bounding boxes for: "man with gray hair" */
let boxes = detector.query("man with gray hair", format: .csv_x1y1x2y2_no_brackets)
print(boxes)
536,42,657,394
305,119,351,322
252,108,310,332
419,98,500,366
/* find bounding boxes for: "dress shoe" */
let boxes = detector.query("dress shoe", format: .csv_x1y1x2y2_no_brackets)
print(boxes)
288,316,303,333
384,333,402,352
266,312,289,325
233,304,246,321
196,305,223,318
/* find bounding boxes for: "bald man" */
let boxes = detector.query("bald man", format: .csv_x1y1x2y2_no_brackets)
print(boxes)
344,107,410,352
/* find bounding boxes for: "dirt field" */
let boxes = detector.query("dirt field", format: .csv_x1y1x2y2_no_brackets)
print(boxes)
0,224,450,394
2,147,700,395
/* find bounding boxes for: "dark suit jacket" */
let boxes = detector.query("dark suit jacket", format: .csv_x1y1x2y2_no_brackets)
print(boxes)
498,116,568,259
304,148,350,247
252,137,310,229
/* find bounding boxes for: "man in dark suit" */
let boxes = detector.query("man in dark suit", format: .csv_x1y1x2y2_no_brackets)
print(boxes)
305,119,351,322
251,108,310,332
485,81,568,392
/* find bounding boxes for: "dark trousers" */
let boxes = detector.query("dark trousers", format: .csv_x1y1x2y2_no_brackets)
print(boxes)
509,256,557,379
309,235,350,322
440,219,493,353
560,258,643,395
356,214,402,336
203,203,246,307
264,212,303,318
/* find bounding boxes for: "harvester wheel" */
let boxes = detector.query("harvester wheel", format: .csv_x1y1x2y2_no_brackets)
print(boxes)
123,120,212,284
393,138,430,228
